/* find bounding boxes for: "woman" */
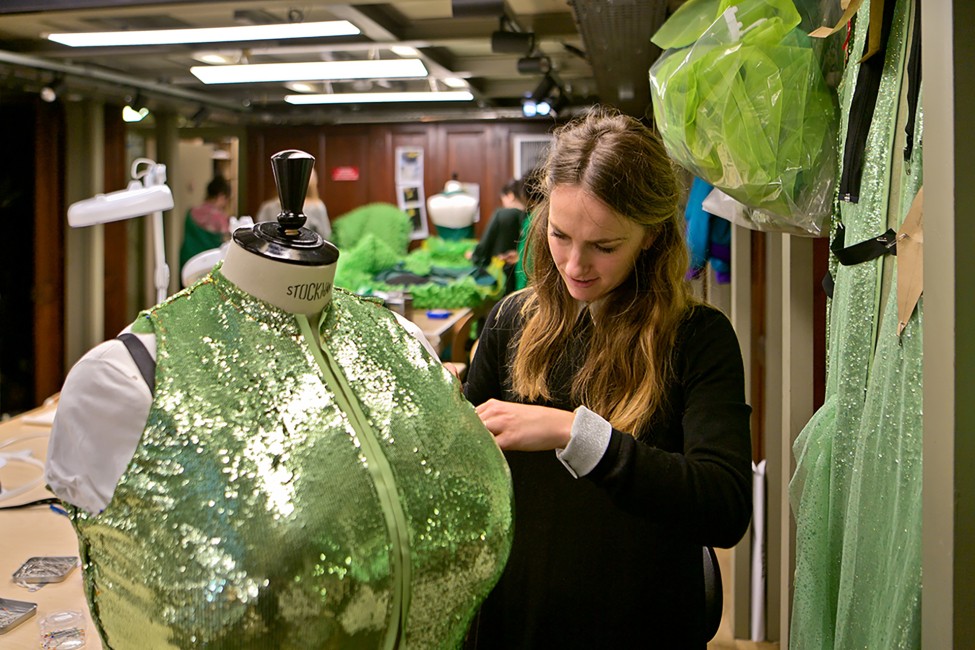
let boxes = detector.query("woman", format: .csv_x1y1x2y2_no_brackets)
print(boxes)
463,107,752,648
256,168,331,238
179,175,231,281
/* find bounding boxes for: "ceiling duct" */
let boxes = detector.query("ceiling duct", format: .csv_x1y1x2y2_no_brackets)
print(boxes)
569,0,670,118
451,0,505,18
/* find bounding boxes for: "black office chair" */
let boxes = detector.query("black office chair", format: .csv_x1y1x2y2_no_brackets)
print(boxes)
703,545,723,641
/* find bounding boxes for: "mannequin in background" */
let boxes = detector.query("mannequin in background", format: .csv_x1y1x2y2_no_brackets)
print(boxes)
256,167,331,239
469,178,528,294
426,178,479,240
47,150,512,649
179,175,231,277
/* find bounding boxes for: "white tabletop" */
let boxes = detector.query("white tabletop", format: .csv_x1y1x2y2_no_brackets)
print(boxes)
0,398,103,649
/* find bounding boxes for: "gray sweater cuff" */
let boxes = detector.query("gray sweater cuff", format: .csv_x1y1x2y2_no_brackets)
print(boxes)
555,405,612,478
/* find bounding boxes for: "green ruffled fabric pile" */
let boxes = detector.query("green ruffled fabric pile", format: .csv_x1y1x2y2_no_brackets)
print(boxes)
331,202,414,254
331,204,504,309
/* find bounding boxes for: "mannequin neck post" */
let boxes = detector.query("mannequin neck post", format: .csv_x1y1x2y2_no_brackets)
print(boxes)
220,241,335,321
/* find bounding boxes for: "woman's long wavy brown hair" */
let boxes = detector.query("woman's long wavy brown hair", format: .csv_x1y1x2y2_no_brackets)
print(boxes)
510,107,692,435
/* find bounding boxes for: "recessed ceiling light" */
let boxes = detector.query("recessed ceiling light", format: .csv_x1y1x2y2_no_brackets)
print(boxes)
191,59,428,84
285,81,318,93
47,20,359,47
442,77,468,88
285,91,474,104
194,53,237,65
390,45,418,57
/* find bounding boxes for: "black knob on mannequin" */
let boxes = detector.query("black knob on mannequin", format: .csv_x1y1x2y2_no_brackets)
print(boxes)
233,149,339,266
273,149,313,233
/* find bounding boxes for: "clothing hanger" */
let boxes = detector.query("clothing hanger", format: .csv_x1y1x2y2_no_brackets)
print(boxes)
233,149,339,266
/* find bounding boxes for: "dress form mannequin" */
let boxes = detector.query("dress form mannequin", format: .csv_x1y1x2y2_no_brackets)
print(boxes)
426,179,479,239
46,152,435,516
221,150,337,327
47,150,512,649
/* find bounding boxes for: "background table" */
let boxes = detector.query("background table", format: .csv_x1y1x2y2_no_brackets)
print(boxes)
408,307,473,356
0,398,102,649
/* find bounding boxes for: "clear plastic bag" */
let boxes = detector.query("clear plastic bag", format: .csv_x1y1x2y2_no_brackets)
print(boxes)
650,0,838,236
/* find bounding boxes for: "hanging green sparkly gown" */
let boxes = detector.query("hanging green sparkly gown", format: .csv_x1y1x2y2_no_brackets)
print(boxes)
790,0,923,647
69,271,514,649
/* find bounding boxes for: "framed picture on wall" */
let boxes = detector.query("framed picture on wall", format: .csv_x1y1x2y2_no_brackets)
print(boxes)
395,146,428,240
401,186,420,204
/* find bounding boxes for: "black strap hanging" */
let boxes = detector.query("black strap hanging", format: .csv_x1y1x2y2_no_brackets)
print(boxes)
830,222,898,266
903,0,921,162
118,332,156,395
823,222,898,297
838,0,898,203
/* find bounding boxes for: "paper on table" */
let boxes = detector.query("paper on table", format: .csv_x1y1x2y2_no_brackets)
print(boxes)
20,408,57,427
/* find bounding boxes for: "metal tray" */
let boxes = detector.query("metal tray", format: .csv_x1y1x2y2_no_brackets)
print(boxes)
0,597,37,634
12,556,79,585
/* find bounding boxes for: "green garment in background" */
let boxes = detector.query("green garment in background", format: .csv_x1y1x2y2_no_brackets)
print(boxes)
435,224,475,240
789,1,922,648
513,211,532,291
178,211,223,281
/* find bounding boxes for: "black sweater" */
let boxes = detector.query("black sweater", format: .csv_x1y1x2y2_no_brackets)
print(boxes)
463,291,752,649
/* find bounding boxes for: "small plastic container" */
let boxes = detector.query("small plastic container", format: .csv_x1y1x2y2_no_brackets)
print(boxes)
39,610,86,649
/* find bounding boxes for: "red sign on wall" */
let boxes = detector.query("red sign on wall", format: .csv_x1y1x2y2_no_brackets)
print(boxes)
331,166,360,181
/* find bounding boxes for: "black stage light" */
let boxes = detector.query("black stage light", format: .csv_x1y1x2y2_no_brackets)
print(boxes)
531,75,557,103
491,30,534,54
517,56,551,75
40,76,66,103
191,105,210,125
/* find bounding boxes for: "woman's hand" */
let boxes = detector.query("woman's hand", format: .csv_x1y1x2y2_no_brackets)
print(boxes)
499,250,519,265
474,399,574,451
443,362,461,380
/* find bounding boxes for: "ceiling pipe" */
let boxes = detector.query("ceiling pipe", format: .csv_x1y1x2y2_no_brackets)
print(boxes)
0,48,247,113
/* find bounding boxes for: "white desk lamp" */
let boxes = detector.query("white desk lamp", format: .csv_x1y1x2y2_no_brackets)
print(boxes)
67,158,174,303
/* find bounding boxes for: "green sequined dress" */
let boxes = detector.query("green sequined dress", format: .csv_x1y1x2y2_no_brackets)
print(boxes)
69,271,514,649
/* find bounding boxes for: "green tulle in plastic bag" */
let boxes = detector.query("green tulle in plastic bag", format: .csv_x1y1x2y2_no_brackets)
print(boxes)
649,0,837,235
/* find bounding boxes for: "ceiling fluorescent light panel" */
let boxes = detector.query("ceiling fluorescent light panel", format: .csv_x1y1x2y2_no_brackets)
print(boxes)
48,21,359,47
192,59,428,84
285,91,474,104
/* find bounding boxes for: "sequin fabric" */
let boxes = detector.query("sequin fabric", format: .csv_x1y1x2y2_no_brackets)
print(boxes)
790,0,923,647
69,271,513,649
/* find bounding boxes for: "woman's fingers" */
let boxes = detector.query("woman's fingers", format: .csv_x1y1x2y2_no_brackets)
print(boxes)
474,400,573,451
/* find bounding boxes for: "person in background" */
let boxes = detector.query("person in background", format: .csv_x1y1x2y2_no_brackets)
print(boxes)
463,107,752,648
469,178,528,294
510,166,545,292
179,175,231,282
256,168,331,239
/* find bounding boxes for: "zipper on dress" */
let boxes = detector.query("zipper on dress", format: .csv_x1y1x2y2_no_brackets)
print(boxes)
297,314,412,649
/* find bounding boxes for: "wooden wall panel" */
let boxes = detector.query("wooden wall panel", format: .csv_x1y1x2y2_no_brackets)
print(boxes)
103,105,129,338
33,100,65,403
246,120,554,237
321,128,371,219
